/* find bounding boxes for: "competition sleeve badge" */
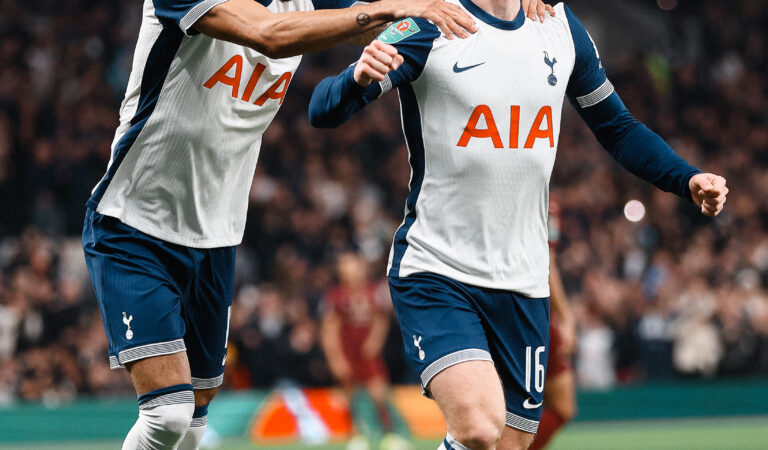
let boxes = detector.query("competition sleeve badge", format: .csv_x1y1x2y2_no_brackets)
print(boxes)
378,18,422,44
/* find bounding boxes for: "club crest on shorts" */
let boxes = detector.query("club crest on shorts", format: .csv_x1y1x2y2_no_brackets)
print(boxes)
122,312,134,340
544,51,558,86
413,335,425,360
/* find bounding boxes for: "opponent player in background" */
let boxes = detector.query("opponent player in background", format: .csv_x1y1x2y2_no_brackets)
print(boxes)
308,0,729,448
321,251,405,450
529,200,576,450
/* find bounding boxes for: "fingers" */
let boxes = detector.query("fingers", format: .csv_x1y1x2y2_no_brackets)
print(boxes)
430,2,476,39
525,0,538,21
536,1,550,22
523,0,554,22
392,54,404,71
354,42,402,86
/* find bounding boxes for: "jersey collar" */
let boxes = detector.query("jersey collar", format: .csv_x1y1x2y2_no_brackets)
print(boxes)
458,0,526,30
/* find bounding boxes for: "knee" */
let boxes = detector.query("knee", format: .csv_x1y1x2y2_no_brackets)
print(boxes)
450,408,504,450
143,402,195,443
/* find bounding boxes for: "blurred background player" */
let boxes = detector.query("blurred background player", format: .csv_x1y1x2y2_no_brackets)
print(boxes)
529,199,577,449
321,251,408,450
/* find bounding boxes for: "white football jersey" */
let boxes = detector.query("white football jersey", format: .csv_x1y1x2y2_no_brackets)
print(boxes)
89,0,354,248
370,2,609,297
310,1,700,298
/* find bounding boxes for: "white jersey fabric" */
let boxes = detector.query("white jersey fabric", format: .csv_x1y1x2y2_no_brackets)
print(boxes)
89,0,352,248
374,2,601,297
310,1,700,297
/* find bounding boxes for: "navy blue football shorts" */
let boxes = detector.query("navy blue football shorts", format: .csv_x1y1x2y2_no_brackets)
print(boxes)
82,208,234,389
389,272,550,433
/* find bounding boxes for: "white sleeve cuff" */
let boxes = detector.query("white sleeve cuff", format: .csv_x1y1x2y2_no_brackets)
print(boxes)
180,0,231,36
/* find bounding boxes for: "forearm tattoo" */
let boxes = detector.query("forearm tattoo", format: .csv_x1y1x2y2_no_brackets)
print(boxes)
356,12,371,26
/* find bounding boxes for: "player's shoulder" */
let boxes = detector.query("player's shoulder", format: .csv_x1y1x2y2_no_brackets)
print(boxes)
376,17,441,46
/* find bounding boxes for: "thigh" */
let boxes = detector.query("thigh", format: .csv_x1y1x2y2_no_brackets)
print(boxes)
82,209,190,369
429,360,505,434
184,246,236,390
388,273,493,393
127,352,192,395
476,291,550,434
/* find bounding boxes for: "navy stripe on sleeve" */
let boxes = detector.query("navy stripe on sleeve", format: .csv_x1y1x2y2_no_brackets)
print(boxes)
308,18,439,128
565,5,700,199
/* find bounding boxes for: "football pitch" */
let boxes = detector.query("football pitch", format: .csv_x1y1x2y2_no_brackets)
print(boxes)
3,416,767,450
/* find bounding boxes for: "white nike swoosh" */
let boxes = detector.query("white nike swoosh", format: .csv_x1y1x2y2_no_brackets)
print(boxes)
523,398,543,409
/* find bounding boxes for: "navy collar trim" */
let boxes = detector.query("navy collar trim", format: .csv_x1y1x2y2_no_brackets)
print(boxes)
458,0,526,30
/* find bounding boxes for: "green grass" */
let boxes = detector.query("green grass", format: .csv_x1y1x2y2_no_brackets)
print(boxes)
3,416,768,449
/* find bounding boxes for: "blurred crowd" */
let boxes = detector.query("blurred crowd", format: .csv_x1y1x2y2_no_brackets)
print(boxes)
1,0,767,403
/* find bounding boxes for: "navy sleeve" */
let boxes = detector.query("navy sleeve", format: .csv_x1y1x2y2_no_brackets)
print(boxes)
564,5,700,199
154,0,230,35
308,18,439,128
311,0,361,10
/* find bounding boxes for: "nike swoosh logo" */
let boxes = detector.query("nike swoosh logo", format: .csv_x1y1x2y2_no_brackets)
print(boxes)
453,61,486,73
523,398,543,409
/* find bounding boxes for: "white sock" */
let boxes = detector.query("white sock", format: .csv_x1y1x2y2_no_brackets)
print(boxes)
177,405,208,450
439,432,471,450
123,386,195,450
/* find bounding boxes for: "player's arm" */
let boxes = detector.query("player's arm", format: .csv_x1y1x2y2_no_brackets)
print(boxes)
362,310,391,359
549,248,575,355
308,17,439,127
344,0,553,46
320,308,353,382
188,0,475,59
564,5,728,217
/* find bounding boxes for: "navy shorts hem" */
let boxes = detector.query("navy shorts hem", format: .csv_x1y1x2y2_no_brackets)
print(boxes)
420,348,493,390
191,374,224,389
108,339,187,369
506,411,539,433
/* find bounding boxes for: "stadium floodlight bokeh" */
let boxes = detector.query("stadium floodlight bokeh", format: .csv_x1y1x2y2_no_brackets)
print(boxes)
0,0,767,448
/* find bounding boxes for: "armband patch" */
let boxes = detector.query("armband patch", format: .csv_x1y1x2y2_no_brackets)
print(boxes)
378,18,421,44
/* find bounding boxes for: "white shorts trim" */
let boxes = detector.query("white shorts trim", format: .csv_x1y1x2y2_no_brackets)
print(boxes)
191,374,224,389
109,339,187,369
505,411,539,434
420,348,493,389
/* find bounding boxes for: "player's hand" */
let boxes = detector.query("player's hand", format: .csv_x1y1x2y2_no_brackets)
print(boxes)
329,356,353,383
362,337,383,359
522,0,555,22
559,316,577,356
689,173,728,217
354,40,404,87
388,0,477,39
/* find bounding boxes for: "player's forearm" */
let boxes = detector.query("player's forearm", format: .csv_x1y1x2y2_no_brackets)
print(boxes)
575,92,700,199
196,0,399,59
309,65,380,127
548,252,571,322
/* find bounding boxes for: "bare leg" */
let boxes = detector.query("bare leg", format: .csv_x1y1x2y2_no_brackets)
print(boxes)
365,375,393,433
528,371,576,450
122,352,194,450
428,360,505,450
498,425,535,450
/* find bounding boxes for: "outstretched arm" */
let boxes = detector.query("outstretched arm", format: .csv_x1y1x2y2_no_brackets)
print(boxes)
309,17,440,127
564,5,727,216
189,0,475,58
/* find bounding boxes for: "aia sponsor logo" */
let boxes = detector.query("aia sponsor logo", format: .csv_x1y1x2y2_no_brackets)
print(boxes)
458,105,554,149
203,55,292,106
